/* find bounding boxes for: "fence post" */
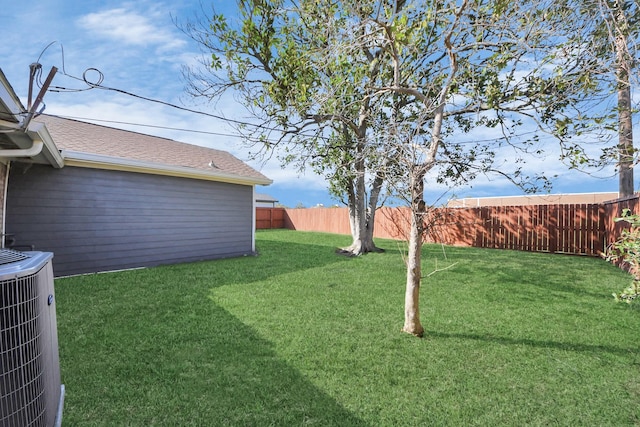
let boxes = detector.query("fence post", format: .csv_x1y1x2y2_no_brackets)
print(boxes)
596,204,606,255
548,205,557,253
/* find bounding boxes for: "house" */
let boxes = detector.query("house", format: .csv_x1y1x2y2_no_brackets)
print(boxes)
447,192,620,208
0,70,272,277
255,193,279,208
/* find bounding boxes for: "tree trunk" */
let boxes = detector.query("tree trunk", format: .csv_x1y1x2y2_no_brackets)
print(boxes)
364,171,385,249
618,82,634,197
341,169,384,255
402,171,425,337
616,22,634,198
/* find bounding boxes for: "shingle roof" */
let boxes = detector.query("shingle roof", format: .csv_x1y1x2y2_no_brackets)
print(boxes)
35,115,271,185
255,192,279,203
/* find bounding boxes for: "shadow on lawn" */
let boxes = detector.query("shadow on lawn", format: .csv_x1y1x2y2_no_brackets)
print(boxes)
426,330,639,357
161,302,369,425
56,239,368,425
450,253,620,301
198,239,355,287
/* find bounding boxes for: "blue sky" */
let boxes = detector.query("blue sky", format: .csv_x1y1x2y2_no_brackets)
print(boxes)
1,1,636,207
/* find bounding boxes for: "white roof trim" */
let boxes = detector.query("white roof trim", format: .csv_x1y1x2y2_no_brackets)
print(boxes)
0,70,24,119
62,150,273,186
28,121,64,168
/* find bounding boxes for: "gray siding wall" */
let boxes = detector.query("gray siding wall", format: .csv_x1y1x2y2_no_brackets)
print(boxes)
6,164,254,276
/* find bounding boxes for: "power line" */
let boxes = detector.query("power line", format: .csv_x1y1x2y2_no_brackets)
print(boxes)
36,41,282,132
50,76,276,131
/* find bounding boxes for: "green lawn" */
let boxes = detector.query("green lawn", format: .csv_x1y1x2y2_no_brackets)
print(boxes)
55,230,639,426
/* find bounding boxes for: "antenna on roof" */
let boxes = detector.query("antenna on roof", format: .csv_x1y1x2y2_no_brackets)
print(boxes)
27,63,42,110
22,65,57,131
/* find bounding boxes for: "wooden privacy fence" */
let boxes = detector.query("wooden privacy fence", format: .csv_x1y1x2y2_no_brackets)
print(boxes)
377,205,605,256
258,196,640,257
256,207,286,230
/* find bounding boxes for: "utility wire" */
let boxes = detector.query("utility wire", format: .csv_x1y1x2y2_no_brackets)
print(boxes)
50,74,276,130
37,41,280,131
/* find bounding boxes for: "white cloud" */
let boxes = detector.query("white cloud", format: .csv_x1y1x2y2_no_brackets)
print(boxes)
77,7,186,51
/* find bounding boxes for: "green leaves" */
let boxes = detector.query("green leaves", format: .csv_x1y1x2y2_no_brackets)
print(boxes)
185,0,638,215
606,209,640,304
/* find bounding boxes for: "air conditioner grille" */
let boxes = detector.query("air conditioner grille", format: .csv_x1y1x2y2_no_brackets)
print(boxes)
0,249,30,266
0,271,47,426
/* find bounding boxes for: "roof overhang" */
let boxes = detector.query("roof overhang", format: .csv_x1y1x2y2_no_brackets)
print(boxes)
62,150,273,186
0,119,64,168
0,70,64,168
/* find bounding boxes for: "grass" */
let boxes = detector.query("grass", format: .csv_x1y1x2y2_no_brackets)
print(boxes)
54,230,640,426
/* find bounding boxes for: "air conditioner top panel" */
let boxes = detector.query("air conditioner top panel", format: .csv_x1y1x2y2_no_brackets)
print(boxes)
0,250,53,280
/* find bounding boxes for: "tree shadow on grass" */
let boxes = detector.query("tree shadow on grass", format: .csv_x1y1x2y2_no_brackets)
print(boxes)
437,248,623,301
130,239,356,292
488,266,620,302
56,238,368,425
426,330,639,357
149,303,369,425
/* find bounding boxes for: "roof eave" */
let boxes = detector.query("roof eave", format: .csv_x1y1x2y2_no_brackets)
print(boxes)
0,70,64,168
0,70,25,118
27,122,64,168
0,120,64,168
62,150,273,186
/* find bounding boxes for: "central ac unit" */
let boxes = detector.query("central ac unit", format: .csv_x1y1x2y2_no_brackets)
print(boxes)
0,250,64,427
